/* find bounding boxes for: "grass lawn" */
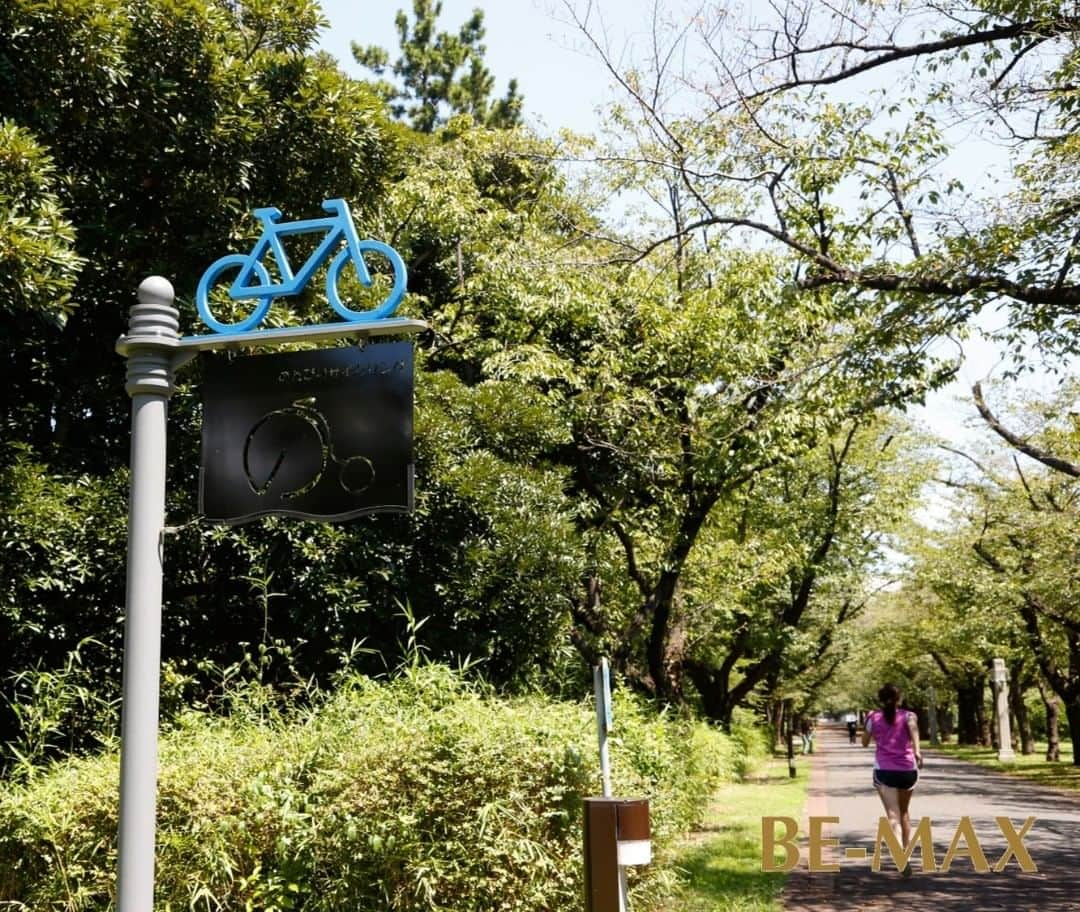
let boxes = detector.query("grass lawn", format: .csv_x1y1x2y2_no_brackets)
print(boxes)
657,754,809,912
933,740,1080,790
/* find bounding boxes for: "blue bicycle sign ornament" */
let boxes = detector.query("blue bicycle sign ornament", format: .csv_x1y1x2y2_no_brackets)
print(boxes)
196,198,407,334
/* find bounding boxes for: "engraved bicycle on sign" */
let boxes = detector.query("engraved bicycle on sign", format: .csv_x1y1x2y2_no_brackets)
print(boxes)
196,198,407,333
243,396,375,500
199,344,414,524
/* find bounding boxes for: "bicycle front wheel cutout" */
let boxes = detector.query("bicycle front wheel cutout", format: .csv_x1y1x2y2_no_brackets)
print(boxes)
197,255,274,333
326,241,407,322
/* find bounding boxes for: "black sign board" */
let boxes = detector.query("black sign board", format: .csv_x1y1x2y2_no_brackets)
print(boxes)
200,343,413,523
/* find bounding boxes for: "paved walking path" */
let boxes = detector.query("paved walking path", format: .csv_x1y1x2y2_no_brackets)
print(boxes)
783,725,1080,911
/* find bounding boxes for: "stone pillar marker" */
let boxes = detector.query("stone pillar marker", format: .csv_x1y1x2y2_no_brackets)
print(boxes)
927,685,940,746
992,658,1015,762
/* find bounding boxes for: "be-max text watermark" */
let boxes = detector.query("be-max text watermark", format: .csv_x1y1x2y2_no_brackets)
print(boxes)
762,816,1037,873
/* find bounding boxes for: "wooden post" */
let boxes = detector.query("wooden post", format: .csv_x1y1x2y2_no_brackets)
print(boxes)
583,798,650,912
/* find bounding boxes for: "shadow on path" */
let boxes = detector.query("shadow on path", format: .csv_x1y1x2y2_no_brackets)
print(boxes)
784,725,1080,911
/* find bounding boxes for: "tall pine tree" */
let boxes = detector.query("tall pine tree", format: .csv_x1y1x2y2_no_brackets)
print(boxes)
353,0,523,132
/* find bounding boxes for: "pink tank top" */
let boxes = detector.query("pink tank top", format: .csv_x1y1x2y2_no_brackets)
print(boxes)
868,709,916,770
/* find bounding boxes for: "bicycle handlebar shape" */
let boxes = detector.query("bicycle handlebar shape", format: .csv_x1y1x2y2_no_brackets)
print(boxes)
195,198,407,334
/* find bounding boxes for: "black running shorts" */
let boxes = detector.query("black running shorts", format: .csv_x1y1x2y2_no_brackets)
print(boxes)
873,768,918,790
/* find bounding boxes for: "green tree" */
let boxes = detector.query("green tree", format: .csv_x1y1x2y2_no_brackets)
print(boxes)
380,100,958,718
0,0,405,752
903,535,1012,746
0,0,396,468
678,417,928,725
353,0,523,132
544,0,1080,723
962,382,1080,762
0,122,82,325
460,214,950,714
560,0,1080,360
870,381,1080,758
0,121,85,449
0,2,584,757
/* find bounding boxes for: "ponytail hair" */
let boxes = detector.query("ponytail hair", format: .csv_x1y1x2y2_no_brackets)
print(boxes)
878,683,901,724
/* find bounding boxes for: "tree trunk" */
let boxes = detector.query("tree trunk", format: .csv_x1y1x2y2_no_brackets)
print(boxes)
644,497,718,707
685,661,735,731
645,588,677,704
771,699,786,749
1010,683,1034,755
990,685,1000,750
940,704,954,738
1040,684,1061,762
916,705,929,740
976,682,991,746
1017,601,1080,762
956,680,983,745
684,641,779,731
1008,662,1033,754
1066,700,1080,768
785,700,796,777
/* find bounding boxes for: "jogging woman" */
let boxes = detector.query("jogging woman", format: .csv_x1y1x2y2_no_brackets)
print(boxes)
862,683,923,874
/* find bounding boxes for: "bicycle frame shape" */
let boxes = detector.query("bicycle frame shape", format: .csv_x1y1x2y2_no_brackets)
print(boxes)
243,396,374,500
196,198,406,334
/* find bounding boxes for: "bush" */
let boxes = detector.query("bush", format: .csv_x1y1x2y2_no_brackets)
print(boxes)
730,709,770,777
0,665,748,911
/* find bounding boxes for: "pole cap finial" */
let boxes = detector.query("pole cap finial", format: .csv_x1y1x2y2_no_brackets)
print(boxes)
137,275,175,309
120,277,182,394
126,276,180,343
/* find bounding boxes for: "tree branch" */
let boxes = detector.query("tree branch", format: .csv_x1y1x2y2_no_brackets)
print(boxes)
1013,455,1042,512
574,441,652,597
972,383,1080,478
938,444,1004,487
617,214,1080,311
740,18,1079,104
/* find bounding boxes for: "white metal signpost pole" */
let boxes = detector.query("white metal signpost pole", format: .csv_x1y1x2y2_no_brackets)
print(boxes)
593,658,631,911
115,251,426,908
112,197,424,910
594,658,613,798
115,277,184,912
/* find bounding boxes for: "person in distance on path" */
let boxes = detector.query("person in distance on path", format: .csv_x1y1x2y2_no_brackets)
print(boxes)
862,683,923,876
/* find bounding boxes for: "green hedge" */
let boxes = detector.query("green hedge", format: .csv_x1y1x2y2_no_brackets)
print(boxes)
0,666,747,911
